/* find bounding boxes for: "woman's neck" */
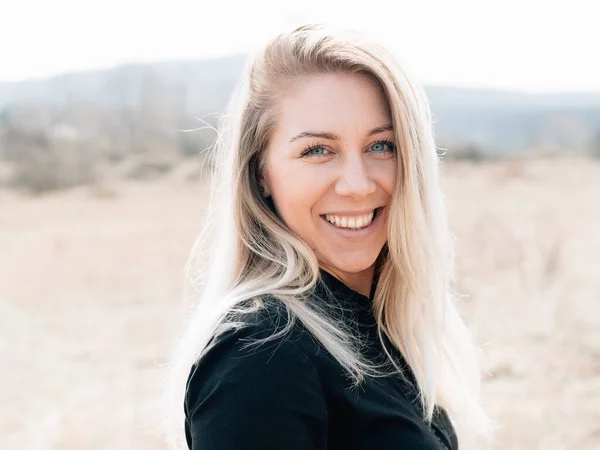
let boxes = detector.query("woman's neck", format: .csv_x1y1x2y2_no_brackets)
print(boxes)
319,264,375,298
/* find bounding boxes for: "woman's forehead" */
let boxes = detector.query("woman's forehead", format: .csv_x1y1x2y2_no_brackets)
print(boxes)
273,73,392,141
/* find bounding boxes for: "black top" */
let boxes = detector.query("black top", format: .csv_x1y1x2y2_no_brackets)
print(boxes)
184,268,459,449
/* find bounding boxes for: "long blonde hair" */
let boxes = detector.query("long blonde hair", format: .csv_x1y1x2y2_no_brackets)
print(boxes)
163,23,492,449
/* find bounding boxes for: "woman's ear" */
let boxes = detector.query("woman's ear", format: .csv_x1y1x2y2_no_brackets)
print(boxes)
258,178,271,198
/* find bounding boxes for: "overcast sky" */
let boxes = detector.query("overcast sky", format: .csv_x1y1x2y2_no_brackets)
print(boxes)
1,0,598,93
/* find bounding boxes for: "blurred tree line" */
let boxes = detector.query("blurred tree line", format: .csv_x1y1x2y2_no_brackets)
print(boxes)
0,73,218,193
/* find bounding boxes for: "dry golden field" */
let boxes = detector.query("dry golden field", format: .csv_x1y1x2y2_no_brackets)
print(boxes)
1,157,599,449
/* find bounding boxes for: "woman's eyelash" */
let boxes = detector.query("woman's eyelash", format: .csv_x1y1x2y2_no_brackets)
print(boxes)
300,140,396,157
300,143,329,157
372,140,396,152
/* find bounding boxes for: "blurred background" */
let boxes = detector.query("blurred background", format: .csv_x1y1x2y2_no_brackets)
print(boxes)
1,1,599,449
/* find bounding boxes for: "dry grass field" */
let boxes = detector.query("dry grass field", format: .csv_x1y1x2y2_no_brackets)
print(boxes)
1,157,598,449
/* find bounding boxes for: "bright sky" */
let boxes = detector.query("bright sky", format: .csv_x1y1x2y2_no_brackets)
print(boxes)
1,0,598,93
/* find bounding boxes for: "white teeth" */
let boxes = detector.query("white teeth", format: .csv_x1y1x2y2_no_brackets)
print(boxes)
324,210,375,229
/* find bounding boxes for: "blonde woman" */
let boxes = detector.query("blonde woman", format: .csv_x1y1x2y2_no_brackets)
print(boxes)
164,23,492,450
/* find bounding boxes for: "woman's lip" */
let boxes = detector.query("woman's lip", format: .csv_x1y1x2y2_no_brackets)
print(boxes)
319,206,384,217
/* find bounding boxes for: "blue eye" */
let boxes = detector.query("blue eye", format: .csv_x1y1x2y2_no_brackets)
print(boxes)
301,145,330,157
370,141,395,153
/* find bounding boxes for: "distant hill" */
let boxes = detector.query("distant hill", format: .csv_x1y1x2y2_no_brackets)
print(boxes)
0,55,246,115
1,54,599,154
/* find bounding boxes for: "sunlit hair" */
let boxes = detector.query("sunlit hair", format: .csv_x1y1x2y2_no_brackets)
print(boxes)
163,23,493,449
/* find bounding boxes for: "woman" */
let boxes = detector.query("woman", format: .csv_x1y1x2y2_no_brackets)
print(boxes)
164,23,492,450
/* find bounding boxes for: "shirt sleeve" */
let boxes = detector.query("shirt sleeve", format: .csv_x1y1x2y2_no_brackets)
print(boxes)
184,318,328,450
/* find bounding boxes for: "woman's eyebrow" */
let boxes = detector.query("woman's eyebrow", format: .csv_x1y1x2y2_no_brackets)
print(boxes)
289,123,393,143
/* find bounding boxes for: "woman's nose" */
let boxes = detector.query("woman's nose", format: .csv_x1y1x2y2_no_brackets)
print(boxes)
334,156,376,199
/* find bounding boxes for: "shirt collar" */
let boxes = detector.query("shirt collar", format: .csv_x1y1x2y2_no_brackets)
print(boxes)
315,267,378,328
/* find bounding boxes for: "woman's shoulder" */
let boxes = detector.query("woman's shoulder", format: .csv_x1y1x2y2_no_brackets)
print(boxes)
185,295,323,409
214,295,311,351
184,296,328,449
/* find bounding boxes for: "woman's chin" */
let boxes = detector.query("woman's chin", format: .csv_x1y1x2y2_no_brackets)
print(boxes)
320,254,379,275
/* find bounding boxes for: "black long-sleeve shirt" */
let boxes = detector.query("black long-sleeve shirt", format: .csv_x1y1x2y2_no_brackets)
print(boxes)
184,269,459,449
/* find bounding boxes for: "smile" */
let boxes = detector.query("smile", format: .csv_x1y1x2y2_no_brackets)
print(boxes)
320,207,384,232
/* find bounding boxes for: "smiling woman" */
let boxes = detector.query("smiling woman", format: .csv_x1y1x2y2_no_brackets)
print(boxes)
163,23,493,450
261,72,396,294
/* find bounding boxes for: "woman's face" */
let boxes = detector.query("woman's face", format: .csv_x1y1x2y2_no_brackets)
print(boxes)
261,72,397,286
